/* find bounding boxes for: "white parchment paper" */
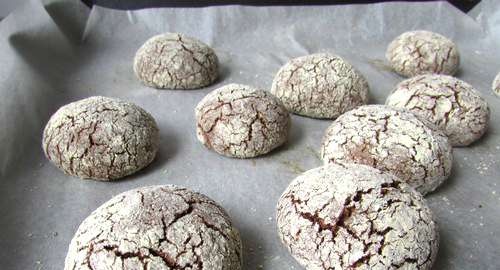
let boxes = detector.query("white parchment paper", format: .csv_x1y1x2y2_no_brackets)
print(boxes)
0,0,499,269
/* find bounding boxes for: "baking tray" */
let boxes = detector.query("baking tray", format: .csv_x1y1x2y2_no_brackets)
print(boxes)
0,0,499,269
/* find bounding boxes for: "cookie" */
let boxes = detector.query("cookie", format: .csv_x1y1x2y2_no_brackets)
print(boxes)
42,96,159,180
386,30,460,77
270,53,369,119
320,105,452,195
276,163,439,270
134,33,218,89
493,72,500,97
64,185,242,270
196,83,290,158
386,74,490,146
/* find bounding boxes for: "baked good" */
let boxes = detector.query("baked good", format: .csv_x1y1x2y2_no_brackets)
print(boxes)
65,185,242,270
270,53,369,119
196,83,290,158
276,163,439,270
134,33,218,89
386,74,489,146
386,30,459,77
42,96,159,180
320,105,452,195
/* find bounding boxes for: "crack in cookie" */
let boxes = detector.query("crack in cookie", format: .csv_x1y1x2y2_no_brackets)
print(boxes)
276,164,439,270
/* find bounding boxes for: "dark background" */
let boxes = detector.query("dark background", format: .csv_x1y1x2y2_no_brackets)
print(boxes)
83,0,480,13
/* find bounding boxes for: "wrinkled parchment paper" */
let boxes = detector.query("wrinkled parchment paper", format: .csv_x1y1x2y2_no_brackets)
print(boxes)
0,0,499,269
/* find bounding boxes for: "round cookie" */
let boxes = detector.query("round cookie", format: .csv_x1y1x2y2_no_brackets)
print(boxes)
196,83,290,158
493,72,500,97
42,96,159,180
386,30,460,77
65,185,242,270
276,163,439,270
320,105,452,195
386,74,490,146
270,53,369,119
134,33,218,89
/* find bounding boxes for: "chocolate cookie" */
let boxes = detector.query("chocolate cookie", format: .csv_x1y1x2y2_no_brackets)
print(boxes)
196,83,290,158
320,105,452,195
271,53,369,119
386,30,459,77
386,74,489,146
42,96,159,180
134,33,218,89
65,185,242,270
277,163,439,270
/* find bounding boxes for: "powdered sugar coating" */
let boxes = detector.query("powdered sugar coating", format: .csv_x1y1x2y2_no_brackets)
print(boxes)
271,53,369,119
386,74,489,146
493,72,500,97
42,96,159,181
276,163,439,270
196,84,290,158
320,105,452,195
386,30,459,77
134,33,218,89
65,185,242,270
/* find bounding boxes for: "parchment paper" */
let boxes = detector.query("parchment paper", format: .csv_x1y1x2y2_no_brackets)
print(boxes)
469,0,500,44
0,1,499,269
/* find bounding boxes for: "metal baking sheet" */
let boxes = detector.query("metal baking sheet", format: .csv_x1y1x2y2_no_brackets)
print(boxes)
0,0,499,269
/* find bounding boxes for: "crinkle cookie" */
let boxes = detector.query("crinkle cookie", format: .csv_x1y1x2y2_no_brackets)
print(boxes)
386,30,460,77
493,72,500,97
196,83,290,158
276,163,439,270
386,74,490,146
42,96,159,181
320,105,452,195
134,33,218,89
270,53,369,119
65,185,242,270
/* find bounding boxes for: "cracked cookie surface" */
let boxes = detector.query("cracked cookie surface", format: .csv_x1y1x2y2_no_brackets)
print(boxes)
134,33,218,89
195,83,290,158
276,163,439,270
270,53,369,119
64,185,242,270
493,72,500,97
320,105,452,195
42,96,159,181
386,74,490,146
386,30,459,77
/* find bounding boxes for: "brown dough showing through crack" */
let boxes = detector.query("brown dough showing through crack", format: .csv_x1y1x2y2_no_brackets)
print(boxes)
134,33,219,89
64,185,242,270
42,96,159,181
320,105,452,195
271,53,369,119
196,83,290,158
386,74,490,146
276,163,439,270
386,30,460,77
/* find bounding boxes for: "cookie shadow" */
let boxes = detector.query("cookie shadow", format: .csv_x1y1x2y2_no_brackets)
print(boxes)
216,61,232,84
429,161,457,195
238,223,267,269
120,129,180,181
432,225,452,269
261,115,305,157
